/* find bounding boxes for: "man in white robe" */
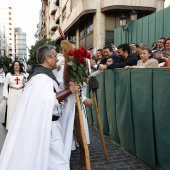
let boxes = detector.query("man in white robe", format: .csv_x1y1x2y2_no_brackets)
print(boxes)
0,45,78,170
56,54,91,165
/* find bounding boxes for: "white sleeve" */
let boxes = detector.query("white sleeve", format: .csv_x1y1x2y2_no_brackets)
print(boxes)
91,70,101,77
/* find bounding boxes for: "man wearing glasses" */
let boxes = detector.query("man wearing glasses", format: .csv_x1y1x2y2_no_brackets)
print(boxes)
153,37,166,63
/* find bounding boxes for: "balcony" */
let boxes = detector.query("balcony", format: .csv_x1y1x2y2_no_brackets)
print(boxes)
50,3,57,15
100,0,156,13
61,0,96,32
50,20,58,31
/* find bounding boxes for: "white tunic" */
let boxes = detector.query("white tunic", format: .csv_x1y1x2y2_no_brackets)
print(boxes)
56,64,90,159
0,74,70,170
0,69,5,84
3,73,24,130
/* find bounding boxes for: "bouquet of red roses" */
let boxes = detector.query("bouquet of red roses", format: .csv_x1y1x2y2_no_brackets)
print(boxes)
68,46,91,84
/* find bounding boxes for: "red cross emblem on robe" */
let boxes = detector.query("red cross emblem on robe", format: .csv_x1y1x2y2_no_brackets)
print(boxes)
15,77,20,85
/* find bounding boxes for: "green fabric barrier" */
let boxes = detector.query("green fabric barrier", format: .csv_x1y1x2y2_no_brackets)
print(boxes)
127,23,132,44
148,13,156,47
114,27,122,47
131,69,156,169
86,84,93,124
142,17,149,44
153,69,170,170
114,6,170,47
105,70,120,145
115,69,135,155
96,72,109,136
136,19,143,45
86,68,170,169
130,21,137,44
155,10,164,38
163,7,170,37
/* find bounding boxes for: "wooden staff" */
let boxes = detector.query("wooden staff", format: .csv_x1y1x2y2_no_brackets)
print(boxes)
88,75,110,164
92,91,110,163
75,88,91,170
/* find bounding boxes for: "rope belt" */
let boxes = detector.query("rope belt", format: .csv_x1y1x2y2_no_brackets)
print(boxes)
9,86,24,90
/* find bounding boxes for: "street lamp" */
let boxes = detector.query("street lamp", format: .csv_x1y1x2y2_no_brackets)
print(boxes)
120,14,128,31
130,10,138,21
120,10,138,31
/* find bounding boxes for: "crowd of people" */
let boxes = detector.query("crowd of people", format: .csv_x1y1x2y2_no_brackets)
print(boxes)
89,37,170,72
0,37,170,169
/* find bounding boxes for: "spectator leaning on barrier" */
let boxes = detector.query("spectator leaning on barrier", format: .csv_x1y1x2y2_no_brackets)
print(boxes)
99,43,138,71
98,45,120,65
124,45,158,69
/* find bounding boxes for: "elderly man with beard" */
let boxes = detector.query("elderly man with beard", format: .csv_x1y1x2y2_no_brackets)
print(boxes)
99,43,138,71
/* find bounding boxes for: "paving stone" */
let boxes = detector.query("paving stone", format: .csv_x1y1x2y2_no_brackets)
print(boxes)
70,124,148,170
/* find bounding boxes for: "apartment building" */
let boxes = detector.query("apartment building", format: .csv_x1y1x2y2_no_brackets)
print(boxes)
38,0,164,51
0,1,14,59
14,28,27,62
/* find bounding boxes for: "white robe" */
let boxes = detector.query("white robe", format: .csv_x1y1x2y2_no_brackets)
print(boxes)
56,64,76,159
3,73,24,130
56,64,90,158
0,74,69,170
0,70,5,84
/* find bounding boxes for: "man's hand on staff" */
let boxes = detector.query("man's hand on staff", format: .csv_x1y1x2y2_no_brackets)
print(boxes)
3,96,8,100
83,98,93,106
69,82,79,93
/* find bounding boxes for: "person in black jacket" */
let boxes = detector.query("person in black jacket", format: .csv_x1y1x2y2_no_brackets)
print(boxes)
99,43,138,71
99,45,120,65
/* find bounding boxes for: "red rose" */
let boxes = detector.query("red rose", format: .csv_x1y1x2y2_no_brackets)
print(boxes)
73,50,80,58
79,46,87,55
68,50,74,56
78,56,86,63
86,52,91,59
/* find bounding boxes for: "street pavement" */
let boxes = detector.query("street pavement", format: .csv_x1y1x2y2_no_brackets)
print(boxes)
0,85,148,169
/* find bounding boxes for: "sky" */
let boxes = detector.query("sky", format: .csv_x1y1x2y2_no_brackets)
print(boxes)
165,0,170,7
9,0,170,50
12,0,41,49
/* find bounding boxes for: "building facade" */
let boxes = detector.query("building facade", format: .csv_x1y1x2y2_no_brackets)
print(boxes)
14,28,27,62
37,0,164,51
0,1,14,59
